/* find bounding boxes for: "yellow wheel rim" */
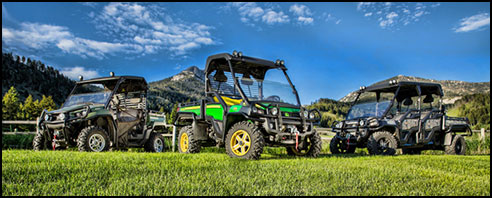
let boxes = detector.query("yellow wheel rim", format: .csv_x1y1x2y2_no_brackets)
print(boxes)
230,130,251,156
292,137,311,156
180,133,189,152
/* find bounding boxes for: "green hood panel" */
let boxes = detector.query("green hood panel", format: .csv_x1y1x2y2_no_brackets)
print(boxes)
179,104,224,121
85,108,112,119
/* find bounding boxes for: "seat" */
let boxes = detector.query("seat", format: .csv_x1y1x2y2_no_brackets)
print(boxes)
213,70,228,82
118,108,140,122
213,96,242,106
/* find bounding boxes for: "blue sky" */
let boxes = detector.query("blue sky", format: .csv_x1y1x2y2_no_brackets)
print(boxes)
2,2,490,104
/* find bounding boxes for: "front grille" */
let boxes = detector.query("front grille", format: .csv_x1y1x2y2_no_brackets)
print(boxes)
280,111,300,118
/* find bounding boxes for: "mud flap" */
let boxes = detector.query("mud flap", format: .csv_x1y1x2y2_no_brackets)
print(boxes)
193,120,209,141
444,133,453,146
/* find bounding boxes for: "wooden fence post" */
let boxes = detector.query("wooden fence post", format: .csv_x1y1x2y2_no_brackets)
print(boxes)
481,128,485,141
172,125,177,152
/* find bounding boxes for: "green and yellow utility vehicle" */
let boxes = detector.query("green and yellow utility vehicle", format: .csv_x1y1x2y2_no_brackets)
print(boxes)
33,73,168,152
174,51,322,159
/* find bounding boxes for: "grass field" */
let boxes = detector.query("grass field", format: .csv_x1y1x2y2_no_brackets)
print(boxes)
2,148,490,196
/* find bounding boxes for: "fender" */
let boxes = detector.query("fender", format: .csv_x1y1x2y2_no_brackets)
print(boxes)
222,112,263,142
174,112,197,126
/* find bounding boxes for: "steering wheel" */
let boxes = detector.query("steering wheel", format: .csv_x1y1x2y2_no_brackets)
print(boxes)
265,95,281,102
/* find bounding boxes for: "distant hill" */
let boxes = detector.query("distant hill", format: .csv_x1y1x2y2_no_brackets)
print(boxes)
147,66,205,111
339,75,490,104
2,52,76,105
447,93,490,130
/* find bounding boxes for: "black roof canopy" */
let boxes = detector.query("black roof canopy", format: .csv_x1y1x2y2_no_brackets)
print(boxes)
204,53,286,80
76,76,148,92
359,81,443,101
77,76,147,85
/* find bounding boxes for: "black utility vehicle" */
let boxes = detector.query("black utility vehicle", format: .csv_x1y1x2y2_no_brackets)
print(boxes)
174,51,322,159
331,80,471,155
33,73,168,152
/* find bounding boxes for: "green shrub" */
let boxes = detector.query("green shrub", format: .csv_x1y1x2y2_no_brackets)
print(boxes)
2,134,35,149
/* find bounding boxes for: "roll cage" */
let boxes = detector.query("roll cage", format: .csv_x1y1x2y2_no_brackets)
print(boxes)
204,53,301,109
351,81,444,119
66,76,148,109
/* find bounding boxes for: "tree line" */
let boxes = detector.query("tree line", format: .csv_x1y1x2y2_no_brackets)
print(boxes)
451,93,490,130
306,98,351,127
2,86,56,121
2,52,75,105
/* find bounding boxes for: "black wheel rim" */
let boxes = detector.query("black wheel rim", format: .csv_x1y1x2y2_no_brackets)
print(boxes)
377,138,391,154
456,140,462,153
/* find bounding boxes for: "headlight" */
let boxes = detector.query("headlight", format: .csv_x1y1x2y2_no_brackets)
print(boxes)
336,122,343,128
75,110,87,118
81,110,87,117
270,107,279,116
252,106,258,113
369,119,379,127
303,111,309,118
359,120,365,126
309,111,315,119
44,114,50,121
58,113,66,121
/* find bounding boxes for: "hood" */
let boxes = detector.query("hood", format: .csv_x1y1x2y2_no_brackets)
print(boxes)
48,104,103,114
253,101,300,110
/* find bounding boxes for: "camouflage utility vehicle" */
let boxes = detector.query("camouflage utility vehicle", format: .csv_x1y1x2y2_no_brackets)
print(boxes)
174,51,322,159
33,74,168,152
331,80,471,155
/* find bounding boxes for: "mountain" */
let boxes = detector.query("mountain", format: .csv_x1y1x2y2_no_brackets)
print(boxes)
339,75,490,104
2,52,76,105
147,66,205,111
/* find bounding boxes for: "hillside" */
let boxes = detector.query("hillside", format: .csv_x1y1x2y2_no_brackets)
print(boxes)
339,75,490,104
2,52,76,105
447,93,490,129
306,98,351,127
147,66,205,111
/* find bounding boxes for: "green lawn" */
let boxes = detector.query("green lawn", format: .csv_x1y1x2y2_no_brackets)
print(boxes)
2,149,490,196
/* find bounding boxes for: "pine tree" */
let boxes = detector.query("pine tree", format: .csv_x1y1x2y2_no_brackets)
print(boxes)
21,95,40,120
167,103,178,124
39,95,57,111
2,86,21,120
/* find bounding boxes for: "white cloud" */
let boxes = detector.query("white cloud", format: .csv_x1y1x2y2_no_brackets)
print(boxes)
289,4,312,16
321,12,341,25
60,66,100,80
80,2,98,8
93,2,217,56
2,3,218,59
262,10,290,25
228,2,290,26
357,2,438,30
380,12,398,28
2,22,141,59
297,16,314,25
289,4,314,25
357,2,374,11
454,13,490,33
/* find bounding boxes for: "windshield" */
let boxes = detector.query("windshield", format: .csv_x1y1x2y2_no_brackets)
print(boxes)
63,83,113,108
346,91,394,119
209,68,299,106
